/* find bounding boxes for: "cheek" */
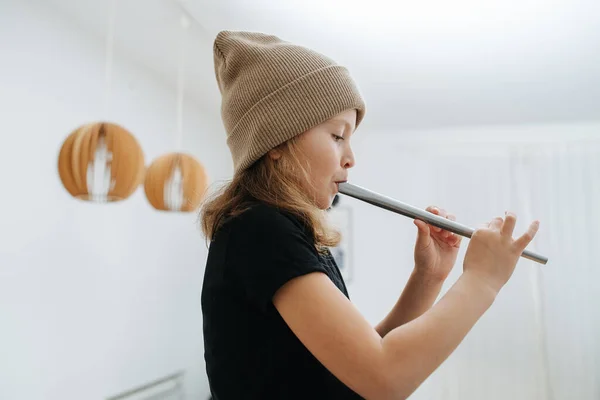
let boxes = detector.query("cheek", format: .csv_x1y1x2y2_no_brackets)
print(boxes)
312,150,337,181
298,134,340,188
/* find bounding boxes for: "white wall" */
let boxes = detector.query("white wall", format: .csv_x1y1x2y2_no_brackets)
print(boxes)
343,121,600,399
345,121,600,322
0,1,230,399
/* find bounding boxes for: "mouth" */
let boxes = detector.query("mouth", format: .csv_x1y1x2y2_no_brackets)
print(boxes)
334,180,347,192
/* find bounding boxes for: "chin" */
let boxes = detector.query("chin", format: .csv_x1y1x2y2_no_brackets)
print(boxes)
316,201,330,211
312,187,336,210
318,195,335,211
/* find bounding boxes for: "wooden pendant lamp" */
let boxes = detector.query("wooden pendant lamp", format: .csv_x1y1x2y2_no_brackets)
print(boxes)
57,0,145,202
143,14,208,212
144,152,207,212
58,122,145,201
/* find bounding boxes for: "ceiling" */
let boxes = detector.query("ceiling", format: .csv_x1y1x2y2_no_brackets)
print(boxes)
43,0,221,121
45,0,600,132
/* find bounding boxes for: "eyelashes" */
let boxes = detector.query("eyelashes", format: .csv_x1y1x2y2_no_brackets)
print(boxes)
332,134,345,142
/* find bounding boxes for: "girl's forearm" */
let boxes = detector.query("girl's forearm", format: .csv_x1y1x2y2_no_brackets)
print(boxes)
375,268,445,337
379,271,497,398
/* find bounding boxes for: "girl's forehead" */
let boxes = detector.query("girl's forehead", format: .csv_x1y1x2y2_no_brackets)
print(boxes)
326,114,355,128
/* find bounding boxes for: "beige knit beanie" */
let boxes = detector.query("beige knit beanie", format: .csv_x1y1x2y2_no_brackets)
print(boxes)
213,30,366,174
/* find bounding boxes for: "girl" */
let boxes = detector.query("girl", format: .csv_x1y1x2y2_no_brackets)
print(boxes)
200,31,540,399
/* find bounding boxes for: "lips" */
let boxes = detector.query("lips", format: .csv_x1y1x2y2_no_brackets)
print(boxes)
334,180,347,192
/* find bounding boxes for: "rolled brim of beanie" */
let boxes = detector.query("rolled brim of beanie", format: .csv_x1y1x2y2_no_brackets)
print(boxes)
227,65,366,174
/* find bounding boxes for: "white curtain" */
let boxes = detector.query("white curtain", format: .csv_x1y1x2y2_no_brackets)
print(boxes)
512,140,600,400
352,134,600,400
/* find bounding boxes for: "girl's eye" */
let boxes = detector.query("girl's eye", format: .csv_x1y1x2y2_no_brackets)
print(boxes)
332,134,344,142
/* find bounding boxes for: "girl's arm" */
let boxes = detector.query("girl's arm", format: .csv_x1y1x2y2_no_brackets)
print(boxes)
376,207,463,337
274,271,495,399
375,268,445,337
274,216,537,399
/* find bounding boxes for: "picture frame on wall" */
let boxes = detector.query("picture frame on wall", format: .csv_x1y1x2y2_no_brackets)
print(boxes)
328,196,354,283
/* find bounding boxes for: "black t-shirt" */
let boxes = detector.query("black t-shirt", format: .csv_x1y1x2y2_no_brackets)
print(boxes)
201,202,363,399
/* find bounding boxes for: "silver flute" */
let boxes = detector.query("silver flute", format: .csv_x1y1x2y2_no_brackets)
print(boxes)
338,182,548,265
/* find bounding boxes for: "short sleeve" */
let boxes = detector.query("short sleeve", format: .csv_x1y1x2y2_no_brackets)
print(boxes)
224,204,328,312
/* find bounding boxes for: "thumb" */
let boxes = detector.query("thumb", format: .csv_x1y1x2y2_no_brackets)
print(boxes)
414,219,431,249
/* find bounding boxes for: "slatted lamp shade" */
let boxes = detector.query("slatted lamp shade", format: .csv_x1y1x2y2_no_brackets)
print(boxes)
143,152,208,212
58,122,145,202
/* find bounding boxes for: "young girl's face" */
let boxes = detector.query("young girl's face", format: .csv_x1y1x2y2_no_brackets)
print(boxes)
295,109,357,209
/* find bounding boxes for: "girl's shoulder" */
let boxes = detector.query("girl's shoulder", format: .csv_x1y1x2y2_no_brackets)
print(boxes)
223,201,306,234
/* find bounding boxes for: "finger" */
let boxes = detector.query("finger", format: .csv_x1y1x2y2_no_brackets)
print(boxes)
513,220,540,251
414,219,432,237
488,217,504,231
437,228,461,246
414,219,427,231
454,234,463,247
444,214,457,235
449,233,462,247
501,211,517,237
426,206,442,232
445,231,458,243
436,213,460,243
414,219,432,249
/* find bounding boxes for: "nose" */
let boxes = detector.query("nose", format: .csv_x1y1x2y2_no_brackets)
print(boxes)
343,146,355,169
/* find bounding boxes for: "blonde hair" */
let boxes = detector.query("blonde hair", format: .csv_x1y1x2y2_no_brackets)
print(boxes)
199,136,340,251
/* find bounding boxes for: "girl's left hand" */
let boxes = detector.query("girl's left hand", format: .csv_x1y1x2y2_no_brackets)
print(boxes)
413,206,462,282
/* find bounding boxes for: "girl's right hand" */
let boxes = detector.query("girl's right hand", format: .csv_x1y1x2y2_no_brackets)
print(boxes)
463,212,540,295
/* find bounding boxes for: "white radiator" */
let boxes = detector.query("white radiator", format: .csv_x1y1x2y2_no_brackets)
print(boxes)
106,371,185,400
